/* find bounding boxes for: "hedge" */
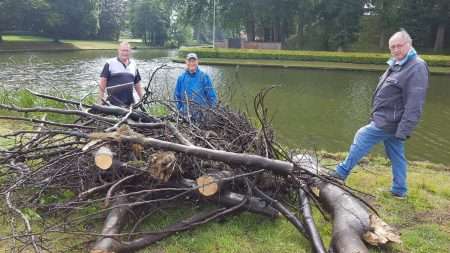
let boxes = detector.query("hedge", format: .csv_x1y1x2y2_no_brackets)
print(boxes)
179,47,450,67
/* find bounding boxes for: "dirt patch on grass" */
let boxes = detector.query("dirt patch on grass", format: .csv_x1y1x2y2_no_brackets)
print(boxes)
414,208,450,227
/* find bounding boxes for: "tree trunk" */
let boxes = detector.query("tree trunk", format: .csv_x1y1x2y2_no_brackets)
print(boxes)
90,195,129,253
246,19,256,41
314,180,370,253
281,19,289,45
433,23,446,52
296,23,304,49
379,29,386,49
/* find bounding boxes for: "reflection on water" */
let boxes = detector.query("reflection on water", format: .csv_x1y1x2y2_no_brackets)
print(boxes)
0,50,449,165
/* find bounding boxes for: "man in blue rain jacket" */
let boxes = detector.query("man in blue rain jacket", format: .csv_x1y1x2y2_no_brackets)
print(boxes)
174,53,218,121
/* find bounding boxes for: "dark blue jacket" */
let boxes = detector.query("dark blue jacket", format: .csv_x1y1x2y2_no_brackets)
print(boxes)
371,50,429,140
174,68,218,116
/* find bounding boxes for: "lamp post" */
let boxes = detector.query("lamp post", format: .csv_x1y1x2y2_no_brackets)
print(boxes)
213,0,216,48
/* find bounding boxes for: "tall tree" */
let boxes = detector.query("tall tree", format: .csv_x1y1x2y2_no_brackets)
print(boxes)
370,0,401,49
98,0,127,40
44,0,99,40
430,0,449,51
316,0,365,50
129,0,170,46
0,0,49,41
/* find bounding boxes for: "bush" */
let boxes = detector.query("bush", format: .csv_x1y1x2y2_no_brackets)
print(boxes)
179,47,450,67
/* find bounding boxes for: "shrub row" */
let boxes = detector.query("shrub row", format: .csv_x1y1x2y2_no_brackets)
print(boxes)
179,47,450,67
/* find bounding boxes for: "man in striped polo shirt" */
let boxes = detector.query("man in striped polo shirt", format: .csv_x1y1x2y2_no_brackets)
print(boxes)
98,42,143,106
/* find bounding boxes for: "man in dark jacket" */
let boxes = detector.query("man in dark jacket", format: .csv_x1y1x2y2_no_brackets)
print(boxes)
174,53,218,121
330,30,429,199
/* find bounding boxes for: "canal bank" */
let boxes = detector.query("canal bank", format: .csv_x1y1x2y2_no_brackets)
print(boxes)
172,57,450,75
175,47,450,75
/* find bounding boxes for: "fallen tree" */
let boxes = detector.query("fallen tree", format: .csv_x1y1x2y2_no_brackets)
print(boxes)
0,86,401,253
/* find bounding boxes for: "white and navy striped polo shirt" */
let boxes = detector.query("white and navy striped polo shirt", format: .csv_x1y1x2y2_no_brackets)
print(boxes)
100,57,141,106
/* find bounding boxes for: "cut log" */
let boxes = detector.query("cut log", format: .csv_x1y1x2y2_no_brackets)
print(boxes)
314,179,370,253
147,151,176,182
196,170,233,197
295,154,401,253
95,146,114,170
90,194,129,253
176,178,280,218
312,179,401,253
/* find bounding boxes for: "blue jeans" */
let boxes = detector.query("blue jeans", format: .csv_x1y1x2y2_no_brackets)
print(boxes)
336,122,407,196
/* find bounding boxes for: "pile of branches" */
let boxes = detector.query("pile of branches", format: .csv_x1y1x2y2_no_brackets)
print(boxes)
0,87,401,253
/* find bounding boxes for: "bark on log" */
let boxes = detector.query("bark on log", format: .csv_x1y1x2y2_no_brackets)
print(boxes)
295,154,401,252
89,104,160,123
90,194,129,253
217,191,280,218
299,188,326,253
313,179,370,253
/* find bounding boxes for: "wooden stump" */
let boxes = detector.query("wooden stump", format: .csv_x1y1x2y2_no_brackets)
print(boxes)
196,171,233,197
95,146,114,170
148,151,176,182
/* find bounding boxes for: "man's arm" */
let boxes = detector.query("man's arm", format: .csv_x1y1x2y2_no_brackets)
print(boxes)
395,62,429,140
98,77,107,103
203,74,217,106
174,76,183,111
135,82,144,100
134,69,143,100
98,63,110,103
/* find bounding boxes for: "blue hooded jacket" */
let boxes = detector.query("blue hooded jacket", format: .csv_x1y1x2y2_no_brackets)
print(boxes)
174,68,218,116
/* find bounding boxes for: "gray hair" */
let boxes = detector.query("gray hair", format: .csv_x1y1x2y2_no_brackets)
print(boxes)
390,29,413,45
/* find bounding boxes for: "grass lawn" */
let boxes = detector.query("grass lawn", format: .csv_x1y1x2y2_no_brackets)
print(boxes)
2,35,53,42
0,35,149,52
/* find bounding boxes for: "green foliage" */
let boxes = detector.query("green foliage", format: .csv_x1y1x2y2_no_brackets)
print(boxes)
0,89,96,123
98,0,127,40
39,190,76,205
22,208,42,221
179,47,450,67
146,104,170,117
128,0,171,47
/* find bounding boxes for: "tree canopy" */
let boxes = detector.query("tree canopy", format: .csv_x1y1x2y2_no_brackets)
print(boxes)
0,0,448,51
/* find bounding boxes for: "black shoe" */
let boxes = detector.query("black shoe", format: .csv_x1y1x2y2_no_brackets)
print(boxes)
327,170,345,184
391,191,406,200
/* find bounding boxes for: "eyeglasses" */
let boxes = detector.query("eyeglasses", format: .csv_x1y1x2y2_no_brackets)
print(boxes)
389,42,406,50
